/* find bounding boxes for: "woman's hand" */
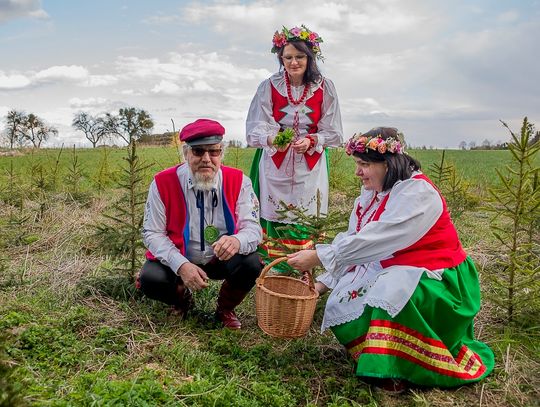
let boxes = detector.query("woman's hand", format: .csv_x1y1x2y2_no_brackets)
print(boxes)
291,137,311,154
287,250,322,272
267,135,290,152
314,281,329,295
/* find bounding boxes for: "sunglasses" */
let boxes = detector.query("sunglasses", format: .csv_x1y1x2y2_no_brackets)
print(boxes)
191,147,223,157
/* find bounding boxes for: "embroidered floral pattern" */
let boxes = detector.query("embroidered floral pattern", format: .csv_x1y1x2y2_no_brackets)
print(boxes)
339,286,368,303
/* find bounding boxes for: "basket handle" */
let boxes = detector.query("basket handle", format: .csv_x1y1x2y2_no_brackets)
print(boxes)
260,256,316,291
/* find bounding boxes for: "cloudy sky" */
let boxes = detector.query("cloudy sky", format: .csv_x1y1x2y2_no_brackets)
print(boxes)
1,0,539,148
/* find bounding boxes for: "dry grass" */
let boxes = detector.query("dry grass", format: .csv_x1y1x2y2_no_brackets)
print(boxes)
1,195,539,406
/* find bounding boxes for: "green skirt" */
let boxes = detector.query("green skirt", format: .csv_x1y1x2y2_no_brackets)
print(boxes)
330,257,494,387
258,218,314,273
249,148,316,273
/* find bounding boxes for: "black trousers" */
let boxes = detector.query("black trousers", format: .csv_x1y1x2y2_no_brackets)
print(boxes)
139,253,262,306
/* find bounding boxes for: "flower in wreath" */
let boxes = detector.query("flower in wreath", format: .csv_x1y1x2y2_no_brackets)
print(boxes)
272,31,287,49
367,138,380,150
289,26,302,37
271,24,324,60
345,132,404,155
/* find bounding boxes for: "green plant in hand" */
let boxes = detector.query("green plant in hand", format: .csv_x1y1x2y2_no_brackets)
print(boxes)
273,128,295,148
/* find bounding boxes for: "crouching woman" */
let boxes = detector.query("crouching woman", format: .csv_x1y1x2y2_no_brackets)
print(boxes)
288,127,494,390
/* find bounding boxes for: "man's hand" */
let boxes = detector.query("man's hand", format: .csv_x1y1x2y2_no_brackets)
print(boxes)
212,235,240,261
287,250,322,272
178,263,209,291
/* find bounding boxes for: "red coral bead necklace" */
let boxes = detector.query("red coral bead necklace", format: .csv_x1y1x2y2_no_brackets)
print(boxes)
284,71,310,106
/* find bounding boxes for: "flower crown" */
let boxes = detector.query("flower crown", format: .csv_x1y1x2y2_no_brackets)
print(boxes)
271,25,324,60
345,133,404,155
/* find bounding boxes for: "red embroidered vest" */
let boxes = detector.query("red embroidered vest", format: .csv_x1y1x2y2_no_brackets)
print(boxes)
270,81,324,170
372,174,466,270
145,164,244,261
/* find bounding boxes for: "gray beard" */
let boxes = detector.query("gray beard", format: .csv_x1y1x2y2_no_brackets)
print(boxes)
193,172,217,191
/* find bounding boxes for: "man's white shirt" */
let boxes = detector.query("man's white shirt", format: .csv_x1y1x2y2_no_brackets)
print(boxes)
142,165,262,274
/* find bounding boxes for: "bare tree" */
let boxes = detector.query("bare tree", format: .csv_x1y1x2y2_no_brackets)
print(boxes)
72,112,106,148
105,107,154,145
458,140,467,150
20,114,57,148
3,110,25,149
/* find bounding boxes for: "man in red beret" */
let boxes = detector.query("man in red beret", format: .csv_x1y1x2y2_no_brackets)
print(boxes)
139,118,263,329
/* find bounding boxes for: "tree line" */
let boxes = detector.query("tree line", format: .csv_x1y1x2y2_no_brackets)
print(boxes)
2,107,154,148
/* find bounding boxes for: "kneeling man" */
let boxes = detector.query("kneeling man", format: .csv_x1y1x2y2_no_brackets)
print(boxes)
139,118,263,329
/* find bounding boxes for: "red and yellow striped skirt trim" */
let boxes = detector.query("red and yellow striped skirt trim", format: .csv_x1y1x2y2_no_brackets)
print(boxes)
345,319,487,380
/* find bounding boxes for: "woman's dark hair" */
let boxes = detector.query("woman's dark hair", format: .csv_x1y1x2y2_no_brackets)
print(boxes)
353,127,421,191
277,41,322,85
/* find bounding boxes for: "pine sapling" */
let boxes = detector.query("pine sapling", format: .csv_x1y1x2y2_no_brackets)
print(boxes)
65,145,87,202
94,140,153,284
427,150,477,219
269,189,348,274
485,117,540,322
92,147,113,194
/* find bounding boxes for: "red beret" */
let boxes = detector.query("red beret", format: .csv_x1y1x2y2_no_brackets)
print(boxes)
179,118,225,146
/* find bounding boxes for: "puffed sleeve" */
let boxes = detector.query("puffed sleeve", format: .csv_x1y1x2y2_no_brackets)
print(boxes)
316,177,444,277
314,78,343,150
246,79,280,153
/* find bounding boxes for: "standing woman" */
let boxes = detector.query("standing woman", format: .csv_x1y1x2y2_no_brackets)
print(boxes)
246,25,343,269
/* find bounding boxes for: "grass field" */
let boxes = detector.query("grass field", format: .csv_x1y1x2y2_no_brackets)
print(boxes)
0,145,539,406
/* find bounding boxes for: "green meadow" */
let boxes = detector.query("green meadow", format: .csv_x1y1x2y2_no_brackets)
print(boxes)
0,146,519,188
0,145,538,406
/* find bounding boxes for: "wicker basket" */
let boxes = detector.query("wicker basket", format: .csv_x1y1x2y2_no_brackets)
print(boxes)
256,257,319,338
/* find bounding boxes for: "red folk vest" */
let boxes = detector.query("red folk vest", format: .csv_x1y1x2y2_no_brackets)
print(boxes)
373,174,466,270
145,164,244,261
270,81,324,170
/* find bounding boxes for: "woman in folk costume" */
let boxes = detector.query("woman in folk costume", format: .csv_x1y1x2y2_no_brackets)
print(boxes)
246,25,343,270
288,127,494,391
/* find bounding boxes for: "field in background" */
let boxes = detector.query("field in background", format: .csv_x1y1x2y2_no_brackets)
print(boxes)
0,146,521,188
0,145,538,406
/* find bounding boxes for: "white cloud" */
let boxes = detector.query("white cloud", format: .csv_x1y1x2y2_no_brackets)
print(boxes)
0,0,48,23
0,105,10,128
143,13,182,24
83,75,118,87
34,65,89,82
40,108,74,127
0,65,119,90
116,52,270,100
151,80,181,95
119,89,144,96
181,0,427,43
0,71,31,89
68,97,108,109
497,10,520,23
1,0,538,148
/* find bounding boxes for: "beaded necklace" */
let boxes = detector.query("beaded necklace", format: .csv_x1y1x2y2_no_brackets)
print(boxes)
355,193,380,232
284,71,310,106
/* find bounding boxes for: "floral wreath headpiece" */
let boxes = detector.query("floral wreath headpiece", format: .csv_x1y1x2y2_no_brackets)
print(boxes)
345,132,405,155
271,25,324,60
